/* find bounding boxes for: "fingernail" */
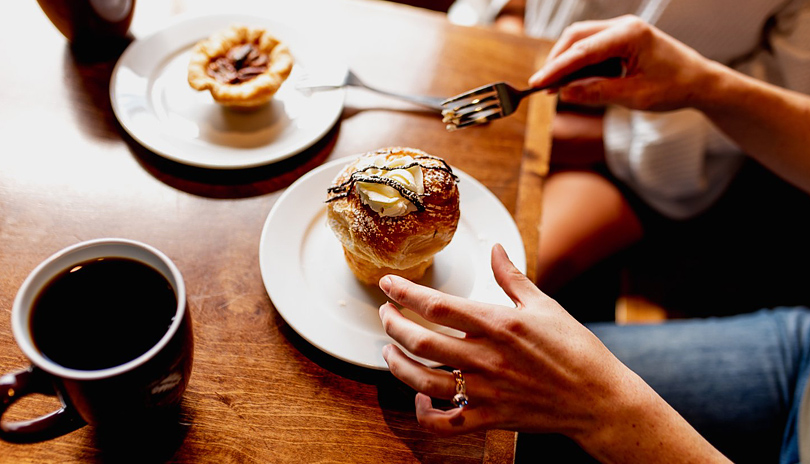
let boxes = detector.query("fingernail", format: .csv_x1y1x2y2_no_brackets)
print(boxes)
379,275,391,294
529,69,545,86
382,344,391,358
493,243,509,260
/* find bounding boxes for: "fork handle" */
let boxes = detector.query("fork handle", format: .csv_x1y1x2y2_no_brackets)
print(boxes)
538,57,625,91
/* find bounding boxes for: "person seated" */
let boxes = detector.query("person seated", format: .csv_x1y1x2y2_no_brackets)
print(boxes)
453,0,810,307
378,16,810,463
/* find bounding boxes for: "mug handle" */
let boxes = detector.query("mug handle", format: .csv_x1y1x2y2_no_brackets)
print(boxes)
0,366,84,442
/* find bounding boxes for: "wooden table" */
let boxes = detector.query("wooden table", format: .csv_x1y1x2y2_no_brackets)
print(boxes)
0,0,554,462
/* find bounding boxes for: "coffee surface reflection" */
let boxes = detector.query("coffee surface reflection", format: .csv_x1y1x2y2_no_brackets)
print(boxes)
30,257,176,371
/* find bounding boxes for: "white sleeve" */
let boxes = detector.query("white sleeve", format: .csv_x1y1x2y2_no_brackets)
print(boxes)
765,1,810,93
603,107,743,220
603,0,810,219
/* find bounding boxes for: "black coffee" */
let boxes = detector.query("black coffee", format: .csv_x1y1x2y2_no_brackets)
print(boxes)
30,257,177,371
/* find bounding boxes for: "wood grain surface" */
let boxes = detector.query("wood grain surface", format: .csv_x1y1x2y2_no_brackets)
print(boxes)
514,53,556,283
0,1,552,462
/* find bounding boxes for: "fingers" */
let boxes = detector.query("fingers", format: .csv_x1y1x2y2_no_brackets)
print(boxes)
557,76,643,108
414,393,494,436
490,244,540,308
379,275,495,336
382,343,496,436
530,16,643,90
531,29,629,89
383,343,501,414
379,302,478,369
546,18,617,60
382,344,456,399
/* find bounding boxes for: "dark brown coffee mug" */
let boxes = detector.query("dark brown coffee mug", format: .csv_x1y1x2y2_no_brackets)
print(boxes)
36,0,136,45
0,238,193,442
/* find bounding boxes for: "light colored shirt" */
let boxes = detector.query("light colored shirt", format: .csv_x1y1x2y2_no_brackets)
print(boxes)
521,0,810,218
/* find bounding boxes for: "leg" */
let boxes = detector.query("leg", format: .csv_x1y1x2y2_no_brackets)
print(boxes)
588,308,810,463
536,169,643,294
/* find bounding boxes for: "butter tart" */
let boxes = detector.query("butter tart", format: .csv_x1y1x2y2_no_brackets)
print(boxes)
188,24,293,109
326,148,460,285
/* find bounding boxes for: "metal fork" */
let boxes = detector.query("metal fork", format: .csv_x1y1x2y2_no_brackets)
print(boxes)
298,69,445,111
441,58,625,130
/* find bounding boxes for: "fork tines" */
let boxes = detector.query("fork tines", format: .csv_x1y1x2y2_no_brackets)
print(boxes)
441,83,505,131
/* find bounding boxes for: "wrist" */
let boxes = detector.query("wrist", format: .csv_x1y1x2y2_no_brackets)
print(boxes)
569,368,729,463
568,369,656,459
690,59,747,115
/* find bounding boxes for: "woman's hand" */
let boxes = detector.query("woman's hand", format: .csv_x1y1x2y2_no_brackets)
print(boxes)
529,16,719,112
531,15,810,201
378,244,730,462
378,244,632,436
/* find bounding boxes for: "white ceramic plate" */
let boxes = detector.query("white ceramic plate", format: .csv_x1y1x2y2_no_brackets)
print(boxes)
259,157,526,370
110,14,346,169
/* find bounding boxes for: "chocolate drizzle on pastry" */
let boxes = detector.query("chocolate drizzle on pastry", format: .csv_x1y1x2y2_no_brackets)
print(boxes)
325,154,458,212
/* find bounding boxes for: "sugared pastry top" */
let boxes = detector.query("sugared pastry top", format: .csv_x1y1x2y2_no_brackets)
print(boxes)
188,24,293,109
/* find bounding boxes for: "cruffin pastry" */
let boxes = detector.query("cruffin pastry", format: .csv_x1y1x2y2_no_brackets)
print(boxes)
326,147,461,285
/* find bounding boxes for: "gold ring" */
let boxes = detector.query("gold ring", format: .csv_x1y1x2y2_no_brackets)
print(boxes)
451,369,468,408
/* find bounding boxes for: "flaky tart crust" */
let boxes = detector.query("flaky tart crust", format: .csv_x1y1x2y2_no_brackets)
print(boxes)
326,147,461,285
188,24,293,108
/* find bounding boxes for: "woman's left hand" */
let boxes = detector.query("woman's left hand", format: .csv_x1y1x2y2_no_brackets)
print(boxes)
379,244,731,463
378,244,630,437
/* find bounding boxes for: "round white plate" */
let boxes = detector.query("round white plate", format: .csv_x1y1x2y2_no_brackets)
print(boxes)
110,14,347,169
259,157,526,370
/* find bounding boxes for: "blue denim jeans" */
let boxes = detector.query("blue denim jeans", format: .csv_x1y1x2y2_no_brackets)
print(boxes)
588,307,810,463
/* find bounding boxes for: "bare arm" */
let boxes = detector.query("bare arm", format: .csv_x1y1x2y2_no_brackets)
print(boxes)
697,66,810,194
379,245,730,463
529,16,810,194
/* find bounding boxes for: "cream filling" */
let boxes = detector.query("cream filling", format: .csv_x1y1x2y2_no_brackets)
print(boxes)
355,154,424,217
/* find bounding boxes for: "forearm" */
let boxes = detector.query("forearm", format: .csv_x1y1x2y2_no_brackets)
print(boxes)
697,61,810,194
575,367,731,463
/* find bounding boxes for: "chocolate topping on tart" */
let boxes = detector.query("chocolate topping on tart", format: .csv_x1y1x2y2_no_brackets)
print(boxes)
207,43,270,84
